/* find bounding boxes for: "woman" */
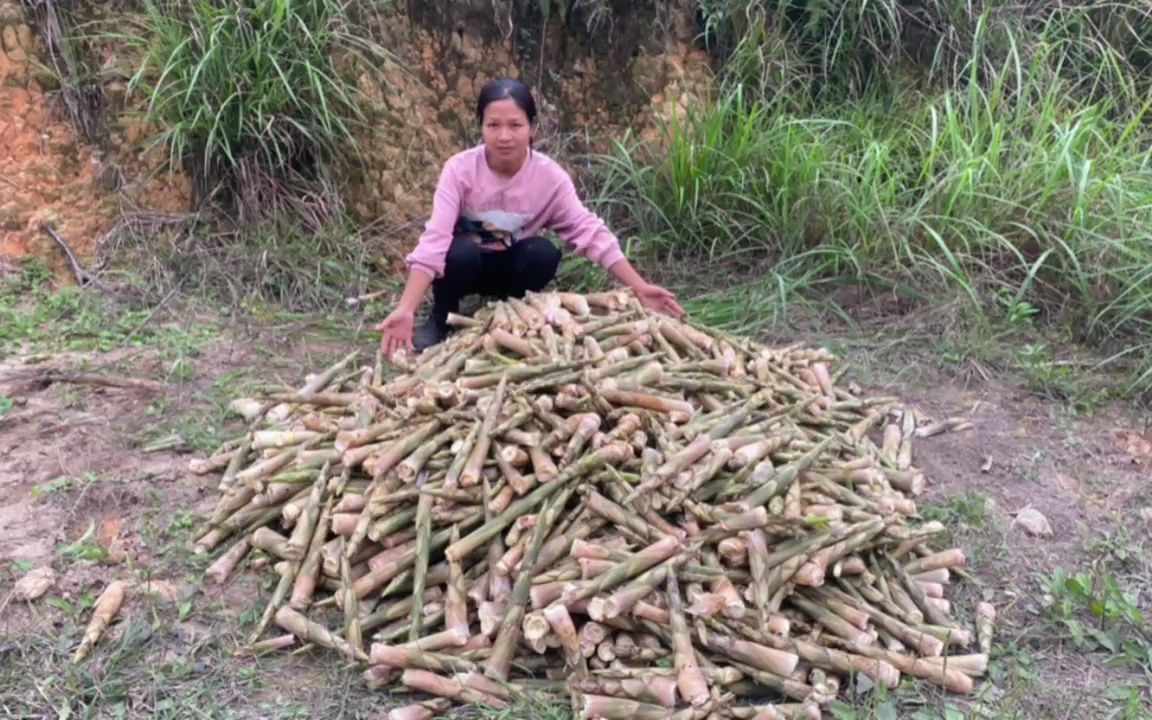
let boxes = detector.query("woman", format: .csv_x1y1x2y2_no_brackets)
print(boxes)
377,78,684,359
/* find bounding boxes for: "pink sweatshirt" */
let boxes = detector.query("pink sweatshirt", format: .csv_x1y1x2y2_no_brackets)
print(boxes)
404,145,626,279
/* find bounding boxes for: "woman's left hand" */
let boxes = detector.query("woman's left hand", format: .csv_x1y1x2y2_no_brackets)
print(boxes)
636,283,686,320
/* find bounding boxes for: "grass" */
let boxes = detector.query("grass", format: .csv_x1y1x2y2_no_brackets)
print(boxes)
99,212,389,314
697,1,1152,105
0,259,219,367
0,256,372,455
0,594,380,719
587,4,1152,397
474,699,573,720
902,491,1152,719
0,444,382,719
109,0,395,220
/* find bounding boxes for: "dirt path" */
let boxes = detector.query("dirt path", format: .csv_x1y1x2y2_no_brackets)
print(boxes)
1,322,1149,719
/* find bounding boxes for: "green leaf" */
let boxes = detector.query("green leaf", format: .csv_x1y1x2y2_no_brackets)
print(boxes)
944,707,966,720
828,702,857,720
1105,684,1134,701
876,702,898,720
47,597,73,613
179,600,194,621
1088,627,1121,652
58,543,109,564
1064,618,1085,647
0,396,13,415
10,559,35,573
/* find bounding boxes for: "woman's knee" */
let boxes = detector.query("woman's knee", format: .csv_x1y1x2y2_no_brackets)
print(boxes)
514,236,561,283
443,235,482,278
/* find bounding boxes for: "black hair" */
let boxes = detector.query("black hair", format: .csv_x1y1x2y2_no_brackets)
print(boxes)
476,78,538,126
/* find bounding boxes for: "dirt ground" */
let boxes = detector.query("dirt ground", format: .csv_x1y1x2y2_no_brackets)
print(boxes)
1,309,1150,719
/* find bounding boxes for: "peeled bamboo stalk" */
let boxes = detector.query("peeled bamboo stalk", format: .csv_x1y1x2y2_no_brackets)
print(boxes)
275,606,366,662
487,485,576,680
386,698,453,720
922,653,988,676
206,537,250,584
72,581,127,662
579,694,676,720
668,571,710,706
904,549,966,576
976,602,996,655
694,625,799,677
401,669,508,709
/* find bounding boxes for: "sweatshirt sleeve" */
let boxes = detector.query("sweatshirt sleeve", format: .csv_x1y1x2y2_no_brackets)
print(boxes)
404,158,464,280
546,170,626,271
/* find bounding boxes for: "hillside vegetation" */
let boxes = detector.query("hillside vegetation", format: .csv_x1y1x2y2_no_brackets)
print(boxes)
25,0,1152,395
590,0,1152,397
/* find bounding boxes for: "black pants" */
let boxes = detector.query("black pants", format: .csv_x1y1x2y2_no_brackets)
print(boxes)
431,235,562,330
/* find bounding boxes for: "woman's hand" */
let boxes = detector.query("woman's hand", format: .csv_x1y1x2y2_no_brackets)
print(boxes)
636,282,685,320
604,258,686,320
376,309,415,361
376,270,434,362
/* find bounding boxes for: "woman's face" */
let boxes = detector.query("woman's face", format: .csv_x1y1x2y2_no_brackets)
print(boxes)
482,98,533,164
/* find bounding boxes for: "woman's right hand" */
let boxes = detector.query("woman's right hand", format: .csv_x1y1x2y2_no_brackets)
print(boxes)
376,308,415,361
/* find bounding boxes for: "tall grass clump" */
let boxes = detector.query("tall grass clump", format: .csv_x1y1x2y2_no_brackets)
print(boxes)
593,2,1152,393
698,0,1152,104
116,0,393,223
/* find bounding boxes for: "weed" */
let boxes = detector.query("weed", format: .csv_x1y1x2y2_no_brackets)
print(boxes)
0,274,214,360
1012,343,1114,412
145,397,172,418
102,214,386,313
922,490,995,531
1040,564,1148,658
1086,526,1147,575
32,476,75,498
112,0,396,220
699,1,1151,105
56,519,111,565
587,5,1152,395
167,512,197,536
473,698,572,720
996,291,1041,328
8,559,36,575
1104,684,1152,720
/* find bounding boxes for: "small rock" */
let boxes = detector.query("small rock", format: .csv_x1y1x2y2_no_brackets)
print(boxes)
13,566,57,601
1012,506,1053,538
852,673,875,695
1139,507,1152,524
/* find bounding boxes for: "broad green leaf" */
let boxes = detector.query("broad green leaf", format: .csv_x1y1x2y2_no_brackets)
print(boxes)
828,702,857,720
47,597,73,613
11,559,35,573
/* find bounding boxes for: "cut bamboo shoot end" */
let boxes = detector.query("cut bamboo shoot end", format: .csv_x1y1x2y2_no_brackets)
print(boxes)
922,653,988,676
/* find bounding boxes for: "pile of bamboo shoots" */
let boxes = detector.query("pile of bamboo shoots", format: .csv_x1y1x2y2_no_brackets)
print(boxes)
191,289,991,720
